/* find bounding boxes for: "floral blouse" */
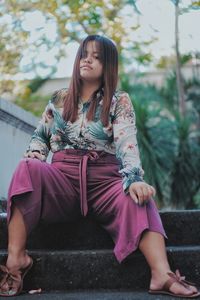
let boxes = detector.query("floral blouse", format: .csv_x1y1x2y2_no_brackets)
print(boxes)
27,89,144,192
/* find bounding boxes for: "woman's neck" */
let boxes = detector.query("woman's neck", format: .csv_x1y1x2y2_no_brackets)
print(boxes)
80,82,101,103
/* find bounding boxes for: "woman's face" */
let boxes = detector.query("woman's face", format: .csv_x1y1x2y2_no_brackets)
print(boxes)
80,41,103,84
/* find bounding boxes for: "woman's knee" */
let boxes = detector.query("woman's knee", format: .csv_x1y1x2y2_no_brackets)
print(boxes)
20,157,44,172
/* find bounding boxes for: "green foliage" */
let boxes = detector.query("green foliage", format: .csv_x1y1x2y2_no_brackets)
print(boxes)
15,94,50,117
0,22,28,79
132,83,164,104
170,115,200,209
159,76,200,208
132,98,177,207
156,56,175,69
180,53,193,65
185,77,200,114
160,73,200,116
28,77,49,93
170,0,200,11
156,53,193,69
120,74,177,207
120,72,200,209
189,0,200,9
159,71,178,112
125,0,141,14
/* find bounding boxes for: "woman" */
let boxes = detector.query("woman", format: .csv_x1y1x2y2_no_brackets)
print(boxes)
0,35,199,298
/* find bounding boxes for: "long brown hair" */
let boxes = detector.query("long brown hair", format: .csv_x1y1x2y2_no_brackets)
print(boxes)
62,35,118,127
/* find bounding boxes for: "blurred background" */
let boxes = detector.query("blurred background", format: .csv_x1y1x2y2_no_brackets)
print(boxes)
0,0,200,209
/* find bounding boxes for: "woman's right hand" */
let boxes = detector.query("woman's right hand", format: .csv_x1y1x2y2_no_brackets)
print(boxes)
24,151,45,161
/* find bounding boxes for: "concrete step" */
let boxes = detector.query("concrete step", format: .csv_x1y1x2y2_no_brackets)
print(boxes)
1,210,200,250
0,246,200,291
2,290,186,300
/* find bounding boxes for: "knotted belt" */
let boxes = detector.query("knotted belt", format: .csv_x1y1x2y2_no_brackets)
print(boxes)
79,151,102,216
52,149,118,217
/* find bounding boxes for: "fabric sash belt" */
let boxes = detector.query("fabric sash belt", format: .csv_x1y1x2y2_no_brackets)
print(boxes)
52,149,119,217
79,151,100,216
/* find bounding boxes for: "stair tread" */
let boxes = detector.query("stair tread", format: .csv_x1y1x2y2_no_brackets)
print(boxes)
1,245,200,255
7,290,181,300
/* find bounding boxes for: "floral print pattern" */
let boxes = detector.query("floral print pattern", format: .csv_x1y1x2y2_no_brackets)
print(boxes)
27,90,144,192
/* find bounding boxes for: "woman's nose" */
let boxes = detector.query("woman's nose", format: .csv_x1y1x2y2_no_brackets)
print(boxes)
84,56,92,63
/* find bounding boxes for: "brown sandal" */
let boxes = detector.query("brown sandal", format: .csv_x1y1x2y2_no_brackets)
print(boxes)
149,270,200,298
0,257,33,297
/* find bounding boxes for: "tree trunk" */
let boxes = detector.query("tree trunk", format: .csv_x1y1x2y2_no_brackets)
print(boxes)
175,0,186,116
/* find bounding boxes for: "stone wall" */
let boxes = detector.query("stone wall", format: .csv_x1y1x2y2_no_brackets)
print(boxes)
0,98,39,199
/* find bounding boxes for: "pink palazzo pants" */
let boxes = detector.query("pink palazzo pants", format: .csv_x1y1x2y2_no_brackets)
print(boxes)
7,149,166,263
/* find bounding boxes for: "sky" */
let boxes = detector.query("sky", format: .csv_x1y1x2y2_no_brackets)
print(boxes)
136,0,199,56
12,0,200,79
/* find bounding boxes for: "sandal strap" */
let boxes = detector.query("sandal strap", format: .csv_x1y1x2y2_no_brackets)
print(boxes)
182,279,196,287
165,270,194,290
0,265,9,288
0,258,33,296
163,276,179,291
0,265,22,292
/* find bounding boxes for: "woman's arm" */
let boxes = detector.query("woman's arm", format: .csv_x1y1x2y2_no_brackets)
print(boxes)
25,103,53,161
113,92,155,205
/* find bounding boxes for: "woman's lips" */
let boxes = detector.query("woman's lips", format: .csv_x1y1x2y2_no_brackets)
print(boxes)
81,65,92,70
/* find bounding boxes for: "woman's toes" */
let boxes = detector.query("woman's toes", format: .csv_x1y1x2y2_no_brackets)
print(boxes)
189,285,198,294
170,282,195,296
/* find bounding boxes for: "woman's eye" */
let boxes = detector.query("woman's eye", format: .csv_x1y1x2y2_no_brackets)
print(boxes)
82,51,87,58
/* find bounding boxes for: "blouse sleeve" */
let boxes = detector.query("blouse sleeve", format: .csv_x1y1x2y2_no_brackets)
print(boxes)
113,92,144,193
26,102,53,161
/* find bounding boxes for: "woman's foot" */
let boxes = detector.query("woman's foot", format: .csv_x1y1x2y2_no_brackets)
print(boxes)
0,253,33,297
150,269,199,297
6,252,32,272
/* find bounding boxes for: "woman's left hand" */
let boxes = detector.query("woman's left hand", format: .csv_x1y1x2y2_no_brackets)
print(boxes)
128,182,156,206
